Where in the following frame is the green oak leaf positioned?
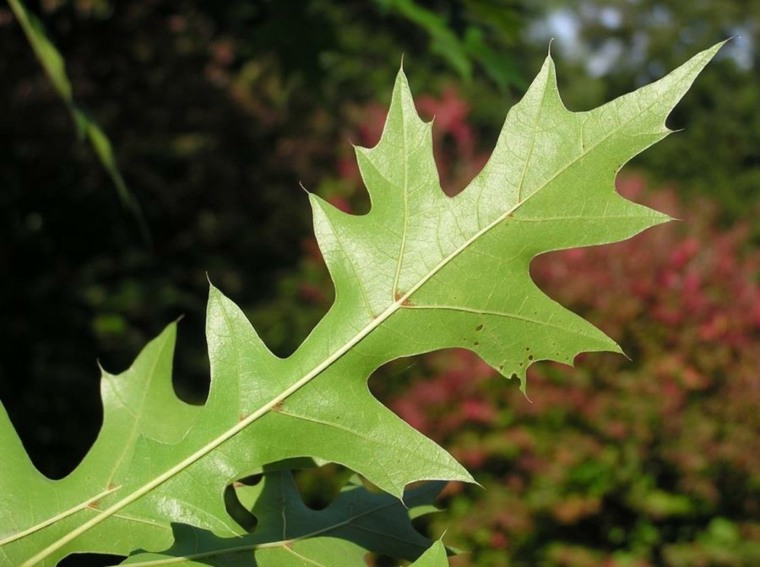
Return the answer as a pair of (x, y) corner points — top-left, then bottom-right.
(0, 42), (722, 565)
(6, 0), (149, 243)
(121, 473), (444, 566)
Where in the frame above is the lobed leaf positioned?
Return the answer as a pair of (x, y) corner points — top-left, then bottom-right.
(0, 42), (723, 565)
(122, 474), (444, 566)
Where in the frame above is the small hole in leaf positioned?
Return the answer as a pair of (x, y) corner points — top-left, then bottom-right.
(293, 462), (351, 511)
(475, 324), (484, 331)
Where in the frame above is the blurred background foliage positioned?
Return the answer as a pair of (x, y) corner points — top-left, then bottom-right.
(1, 0), (758, 565)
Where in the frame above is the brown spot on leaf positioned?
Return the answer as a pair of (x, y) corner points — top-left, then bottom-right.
(395, 290), (413, 306)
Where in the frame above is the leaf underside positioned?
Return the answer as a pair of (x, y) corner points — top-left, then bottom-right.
(0, 42), (723, 566)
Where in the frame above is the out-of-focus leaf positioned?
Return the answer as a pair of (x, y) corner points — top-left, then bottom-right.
(7, 0), (150, 244)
